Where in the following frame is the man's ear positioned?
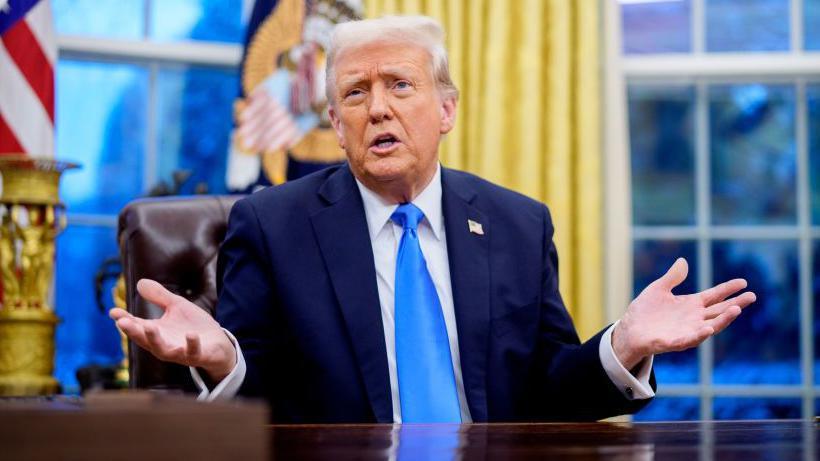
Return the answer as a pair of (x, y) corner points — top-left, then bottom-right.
(328, 105), (345, 148)
(439, 96), (458, 134)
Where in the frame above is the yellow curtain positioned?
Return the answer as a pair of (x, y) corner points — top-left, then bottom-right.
(364, 0), (603, 339)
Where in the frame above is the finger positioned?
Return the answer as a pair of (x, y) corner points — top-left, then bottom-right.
(109, 307), (131, 321)
(136, 279), (178, 310)
(667, 326), (713, 352)
(706, 305), (742, 335)
(699, 278), (747, 306)
(116, 317), (149, 349)
(144, 323), (174, 358)
(691, 326), (714, 347)
(110, 308), (151, 329)
(703, 291), (756, 319)
(185, 333), (201, 363)
(654, 257), (689, 291)
(125, 314), (149, 328)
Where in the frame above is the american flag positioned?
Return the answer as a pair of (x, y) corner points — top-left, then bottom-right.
(0, 0), (55, 157)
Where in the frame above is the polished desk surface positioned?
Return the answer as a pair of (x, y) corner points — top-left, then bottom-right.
(2, 395), (817, 460)
(268, 420), (819, 460)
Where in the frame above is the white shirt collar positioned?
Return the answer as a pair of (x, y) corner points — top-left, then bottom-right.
(355, 163), (444, 241)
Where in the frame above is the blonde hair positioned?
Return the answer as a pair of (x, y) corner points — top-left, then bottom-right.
(325, 15), (459, 104)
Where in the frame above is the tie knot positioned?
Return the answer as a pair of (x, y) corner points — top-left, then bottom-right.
(391, 203), (425, 231)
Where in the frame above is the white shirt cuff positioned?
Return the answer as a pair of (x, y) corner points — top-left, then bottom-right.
(598, 321), (655, 400)
(189, 328), (247, 401)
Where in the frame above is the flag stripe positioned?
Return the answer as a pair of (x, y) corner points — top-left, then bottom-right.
(0, 40), (54, 155)
(25, 0), (57, 65)
(0, 112), (25, 153)
(258, 117), (298, 151)
(1, 18), (54, 122)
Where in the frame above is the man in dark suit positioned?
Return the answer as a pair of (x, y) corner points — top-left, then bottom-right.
(110, 16), (756, 423)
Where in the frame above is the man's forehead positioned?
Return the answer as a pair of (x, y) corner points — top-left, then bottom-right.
(334, 42), (430, 75)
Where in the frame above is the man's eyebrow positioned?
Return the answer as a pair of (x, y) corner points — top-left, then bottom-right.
(336, 66), (424, 93)
(337, 74), (368, 89)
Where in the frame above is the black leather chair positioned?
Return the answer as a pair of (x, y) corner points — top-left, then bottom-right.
(117, 195), (242, 391)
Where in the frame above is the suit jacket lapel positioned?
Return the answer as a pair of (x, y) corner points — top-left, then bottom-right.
(441, 168), (490, 422)
(309, 166), (393, 423)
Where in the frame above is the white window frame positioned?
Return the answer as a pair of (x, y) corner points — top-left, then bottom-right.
(55, 0), (243, 229)
(604, 0), (820, 421)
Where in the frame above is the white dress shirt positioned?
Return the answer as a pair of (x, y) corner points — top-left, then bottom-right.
(191, 164), (655, 418)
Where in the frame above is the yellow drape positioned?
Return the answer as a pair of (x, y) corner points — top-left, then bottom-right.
(364, 0), (603, 339)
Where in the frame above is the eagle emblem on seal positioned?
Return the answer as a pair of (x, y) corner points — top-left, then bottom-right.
(228, 0), (361, 189)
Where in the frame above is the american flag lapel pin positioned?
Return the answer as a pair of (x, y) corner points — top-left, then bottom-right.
(467, 219), (484, 235)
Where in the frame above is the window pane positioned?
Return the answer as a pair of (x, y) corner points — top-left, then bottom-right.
(55, 225), (123, 394)
(713, 397), (801, 420)
(634, 397), (700, 421)
(634, 240), (699, 383)
(706, 0), (790, 52)
(57, 60), (147, 214)
(710, 84), (796, 225)
(53, 0), (145, 39)
(621, 0), (691, 54)
(629, 85), (695, 225)
(712, 240), (800, 385)
(150, 0), (244, 43)
(155, 65), (239, 195)
(805, 0), (820, 50)
(809, 85), (820, 224)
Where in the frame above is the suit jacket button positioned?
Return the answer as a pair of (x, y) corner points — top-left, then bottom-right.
(625, 386), (634, 398)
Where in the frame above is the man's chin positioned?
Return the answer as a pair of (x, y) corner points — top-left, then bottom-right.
(363, 160), (414, 183)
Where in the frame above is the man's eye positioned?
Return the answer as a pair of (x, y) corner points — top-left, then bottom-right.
(345, 89), (364, 98)
(394, 81), (412, 90)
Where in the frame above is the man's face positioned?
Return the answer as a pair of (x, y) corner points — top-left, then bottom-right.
(328, 41), (457, 196)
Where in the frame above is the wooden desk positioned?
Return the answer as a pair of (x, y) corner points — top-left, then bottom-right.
(0, 393), (269, 460)
(269, 420), (818, 460)
(2, 394), (817, 460)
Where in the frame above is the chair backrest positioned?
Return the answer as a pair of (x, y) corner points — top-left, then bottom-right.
(117, 195), (242, 391)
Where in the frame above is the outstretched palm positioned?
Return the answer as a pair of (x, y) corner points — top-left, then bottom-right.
(613, 258), (756, 369)
(109, 279), (236, 381)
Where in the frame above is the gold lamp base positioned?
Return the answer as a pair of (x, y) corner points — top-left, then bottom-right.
(0, 375), (59, 396)
(0, 309), (60, 396)
(0, 154), (78, 396)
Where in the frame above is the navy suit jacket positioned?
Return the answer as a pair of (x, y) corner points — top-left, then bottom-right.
(215, 164), (654, 423)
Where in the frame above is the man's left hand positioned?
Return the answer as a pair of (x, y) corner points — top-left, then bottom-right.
(612, 257), (757, 370)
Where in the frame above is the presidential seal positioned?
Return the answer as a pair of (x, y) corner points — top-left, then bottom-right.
(228, 0), (361, 188)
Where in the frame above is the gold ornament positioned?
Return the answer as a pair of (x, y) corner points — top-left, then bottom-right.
(0, 155), (78, 396)
(112, 275), (129, 387)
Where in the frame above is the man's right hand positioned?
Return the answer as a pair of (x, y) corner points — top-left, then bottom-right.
(109, 279), (237, 382)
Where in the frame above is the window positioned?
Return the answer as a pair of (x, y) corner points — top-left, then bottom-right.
(613, 0), (820, 420)
(52, 0), (244, 392)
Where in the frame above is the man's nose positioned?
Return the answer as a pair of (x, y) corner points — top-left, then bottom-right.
(368, 86), (393, 123)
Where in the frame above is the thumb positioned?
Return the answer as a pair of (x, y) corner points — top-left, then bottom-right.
(656, 257), (688, 291)
(136, 279), (177, 310)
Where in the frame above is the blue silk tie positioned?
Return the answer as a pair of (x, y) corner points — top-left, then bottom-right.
(391, 203), (461, 423)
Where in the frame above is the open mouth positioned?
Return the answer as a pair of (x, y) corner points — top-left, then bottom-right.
(370, 133), (400, 150)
